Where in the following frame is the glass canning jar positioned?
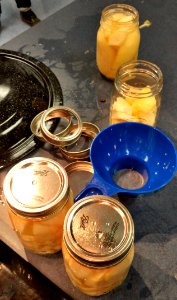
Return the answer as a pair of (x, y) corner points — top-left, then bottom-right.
(96, 4), (140, 80)
(62, 195), (134, 296)
(110, 60), (163, 126)
(3, 157), (73, 254)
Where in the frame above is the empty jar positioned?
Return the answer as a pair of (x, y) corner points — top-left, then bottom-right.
(3, 157), (73, 254)
(62, 195), (134, 296)
(96, 4), (140, 80)
(110, 60), (163, 126)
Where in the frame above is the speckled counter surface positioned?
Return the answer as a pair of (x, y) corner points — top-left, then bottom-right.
(1, 0), (177, 299)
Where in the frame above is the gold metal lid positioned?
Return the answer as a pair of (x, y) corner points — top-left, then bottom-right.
(3, 157), (69, 217)
(65, 161), (94, 197)
(64, 195), (134, 266)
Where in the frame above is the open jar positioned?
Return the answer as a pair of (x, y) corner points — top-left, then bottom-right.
(96, 4), (140, 80)
(110, 60), (163, 126)
(62, 195), (134, 296)
(3, 157), (73, 254)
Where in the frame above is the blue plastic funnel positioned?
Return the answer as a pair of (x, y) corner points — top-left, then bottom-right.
(75, 122), (177, 201)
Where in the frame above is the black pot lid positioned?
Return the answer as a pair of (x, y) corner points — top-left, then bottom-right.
(0, 49), (63, 170)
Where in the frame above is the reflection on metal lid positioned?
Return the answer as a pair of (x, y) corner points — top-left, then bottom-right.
(65, 161), (93, 197)
(3, 157), (68, 216)
(64, 195), (134, 266)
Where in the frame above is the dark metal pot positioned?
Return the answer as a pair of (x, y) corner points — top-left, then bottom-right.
(0, 49), (63, 169)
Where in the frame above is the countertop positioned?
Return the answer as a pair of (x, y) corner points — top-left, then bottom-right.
(1, 0), (177, 299)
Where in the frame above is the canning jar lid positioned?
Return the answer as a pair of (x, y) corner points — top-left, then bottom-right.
(64, 195), (134, 267)
(3, 157), (69, 217)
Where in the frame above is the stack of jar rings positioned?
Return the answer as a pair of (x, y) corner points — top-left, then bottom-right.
(30, 106), (100, 161)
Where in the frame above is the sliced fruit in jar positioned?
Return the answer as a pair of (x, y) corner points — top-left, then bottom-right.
(111, 111), (132, 121)
(111, 12), (133, 23)
(132, 96), (157, 114)
(138, 111), (156, 126)
(108, 29), (128, 46)
(97, 29), (116, 78)
(114, 28), (140, 69)
(112, 97), (133, 114)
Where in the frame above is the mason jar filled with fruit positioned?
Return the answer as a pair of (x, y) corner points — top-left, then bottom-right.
(96, 4), (140, 80)
(62, 195), (134, 296)
(3, 157), (73, 254)
(110, 60), (163, 126)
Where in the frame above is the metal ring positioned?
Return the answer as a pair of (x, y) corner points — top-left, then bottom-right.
(60, 122), (100, 161)
(30, 109), (73, 142)
(30, 111), (47, 141)
(40, 106), (82, 147)
(65, 161), (94, 174)
(65, 161), (94, 198)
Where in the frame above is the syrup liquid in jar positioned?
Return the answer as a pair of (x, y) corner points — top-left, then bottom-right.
(96, 4), (140, 80)
(3, 157), (73, 254)
(62, 195), (134, 296)
(110, 60), (163, 126)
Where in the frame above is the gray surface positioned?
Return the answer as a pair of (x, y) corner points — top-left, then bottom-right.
(1, 0), (177, 299)
(0, 0), (75, 46)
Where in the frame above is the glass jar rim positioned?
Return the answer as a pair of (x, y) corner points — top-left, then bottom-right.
(114, 60), (163, 97)
(101, 4), (139, 24)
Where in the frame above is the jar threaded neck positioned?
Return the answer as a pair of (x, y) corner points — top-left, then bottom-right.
(101, 4), (139, 25)
(114, 60), (163, 98)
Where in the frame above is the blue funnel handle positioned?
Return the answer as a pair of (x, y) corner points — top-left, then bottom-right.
(74, 174), (120, 202)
